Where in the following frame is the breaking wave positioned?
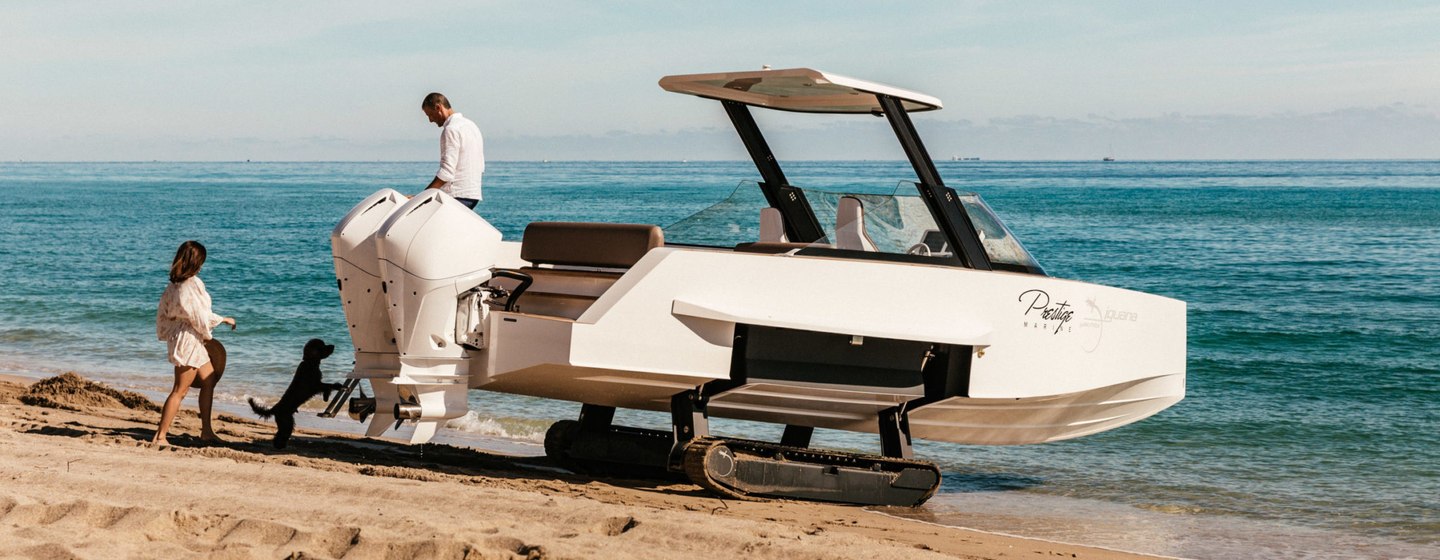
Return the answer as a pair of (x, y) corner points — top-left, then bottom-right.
(443, 411), (549, 443)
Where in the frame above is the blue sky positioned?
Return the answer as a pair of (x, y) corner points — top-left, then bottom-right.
(3, 1), (1438, 160)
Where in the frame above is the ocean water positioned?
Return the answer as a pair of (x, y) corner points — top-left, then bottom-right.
(1, 160), (1437, 559)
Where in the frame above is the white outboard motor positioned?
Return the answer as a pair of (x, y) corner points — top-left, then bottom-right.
(332, 189), (407, 381)
(372, 189), (503, 443)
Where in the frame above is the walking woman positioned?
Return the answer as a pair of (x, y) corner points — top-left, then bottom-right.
(153, 240), (236, 445)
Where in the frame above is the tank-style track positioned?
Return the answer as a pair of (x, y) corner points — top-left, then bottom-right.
(681, 437), (941, 507)
(543, 420), (580, 471)
(545, 420), (942, 506)
(544, 420), (677, 479)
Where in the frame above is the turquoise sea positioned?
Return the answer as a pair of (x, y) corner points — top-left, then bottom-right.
(1, 160), (1437, 559)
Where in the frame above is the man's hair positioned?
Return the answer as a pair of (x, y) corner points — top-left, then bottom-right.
(169, 240), (207, 283)
(421, 92), (451, 110)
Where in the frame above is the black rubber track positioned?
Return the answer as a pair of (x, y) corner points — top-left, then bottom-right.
(681, 436), (943, 506)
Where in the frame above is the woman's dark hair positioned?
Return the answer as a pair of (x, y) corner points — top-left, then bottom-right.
(169, 240), (207, 283)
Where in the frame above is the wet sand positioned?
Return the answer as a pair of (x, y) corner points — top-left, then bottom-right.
(0, 373), (1164, 559)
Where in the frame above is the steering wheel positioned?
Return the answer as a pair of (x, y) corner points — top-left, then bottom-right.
(906, 243), (932, 256)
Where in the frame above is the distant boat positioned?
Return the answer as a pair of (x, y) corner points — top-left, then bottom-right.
(1102, 157), (1115, 162)
(951, 156), (980, 161)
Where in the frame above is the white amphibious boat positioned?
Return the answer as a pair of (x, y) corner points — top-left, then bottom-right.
(326, 68), (1186, 506)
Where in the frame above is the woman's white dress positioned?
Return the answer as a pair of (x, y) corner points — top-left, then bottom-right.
(155, 276), (223, 368)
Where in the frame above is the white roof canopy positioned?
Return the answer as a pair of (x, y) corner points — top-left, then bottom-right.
(658, 68), (942, 114)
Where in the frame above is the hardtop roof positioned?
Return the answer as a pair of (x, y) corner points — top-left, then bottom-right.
(658, 67), (942, 114)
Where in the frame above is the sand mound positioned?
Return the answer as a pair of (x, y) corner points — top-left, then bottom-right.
(19, 373), (159, 413)
(0, 380), (25, 404)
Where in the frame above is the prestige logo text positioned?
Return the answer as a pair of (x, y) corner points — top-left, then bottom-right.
(1019, 289), (1074, 334)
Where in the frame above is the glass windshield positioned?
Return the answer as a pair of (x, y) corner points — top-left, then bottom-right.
(802, 185), (951, 258)
(665, 181), (770, 246)
(666, 180), (1043, 273)
(951, 189), (1044, 273)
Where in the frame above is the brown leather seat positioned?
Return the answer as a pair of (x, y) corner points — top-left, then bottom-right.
(496, 222), (664, 319)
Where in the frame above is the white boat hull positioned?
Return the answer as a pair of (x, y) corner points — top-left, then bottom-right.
(469, 245), (1184, 445)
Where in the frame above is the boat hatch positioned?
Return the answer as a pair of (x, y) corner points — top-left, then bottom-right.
(659, 68), (941, 114)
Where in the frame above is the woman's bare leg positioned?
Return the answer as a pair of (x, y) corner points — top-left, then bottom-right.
(153, 365), (200, 445)
(198, 340), (227, 441)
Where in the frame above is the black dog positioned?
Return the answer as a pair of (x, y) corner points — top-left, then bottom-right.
(249, 339), (344, 449)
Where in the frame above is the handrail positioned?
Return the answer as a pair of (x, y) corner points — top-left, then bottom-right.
(490, 269), (534, 312)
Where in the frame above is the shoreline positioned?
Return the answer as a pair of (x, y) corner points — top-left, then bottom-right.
(0, 370), (1165, 560)
(4, 361), (1434, 559)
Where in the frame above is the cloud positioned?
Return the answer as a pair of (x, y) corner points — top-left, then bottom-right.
(6, 104), (1435, 161)
(923, 105), (1440, 160)
(497, 104), (1440, 161)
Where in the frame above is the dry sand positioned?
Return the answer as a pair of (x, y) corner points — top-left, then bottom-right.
(0, 373), (1163, 560)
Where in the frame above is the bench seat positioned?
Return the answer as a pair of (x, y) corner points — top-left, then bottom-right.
(493, 222), (663, 320)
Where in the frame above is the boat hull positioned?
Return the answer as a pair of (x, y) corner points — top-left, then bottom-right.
(474, 246), (1186, 445)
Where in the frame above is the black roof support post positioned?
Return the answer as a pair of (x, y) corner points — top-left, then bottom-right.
(722, 101), (827, 243)
(876, 95), (992, 271)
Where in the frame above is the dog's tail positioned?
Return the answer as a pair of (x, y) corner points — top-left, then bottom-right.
(248, 398), (274, 419)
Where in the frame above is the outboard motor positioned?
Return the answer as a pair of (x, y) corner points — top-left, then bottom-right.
(331, 189), (407, 431)
(333, 189), (406, 374)
(371, 189), (503, 443)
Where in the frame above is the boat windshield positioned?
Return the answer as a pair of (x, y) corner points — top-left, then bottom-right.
(946, 187), (1045, 274)
(665, 181), (772, 247)
(666, 180), (1043, 273)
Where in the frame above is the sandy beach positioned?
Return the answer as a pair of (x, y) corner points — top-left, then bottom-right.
(0, 372), (1166, 560)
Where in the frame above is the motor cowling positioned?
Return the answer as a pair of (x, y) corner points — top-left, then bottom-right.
(332, 189), (407, 377)
(374, 189), (502, 376)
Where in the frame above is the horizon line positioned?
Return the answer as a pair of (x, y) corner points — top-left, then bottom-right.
(4, 158), (1439, 164)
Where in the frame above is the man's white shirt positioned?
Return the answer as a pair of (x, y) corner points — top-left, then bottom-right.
(435, 112), (485, 200)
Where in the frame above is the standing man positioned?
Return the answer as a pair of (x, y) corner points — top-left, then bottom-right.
(420, 92), (484, 208)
